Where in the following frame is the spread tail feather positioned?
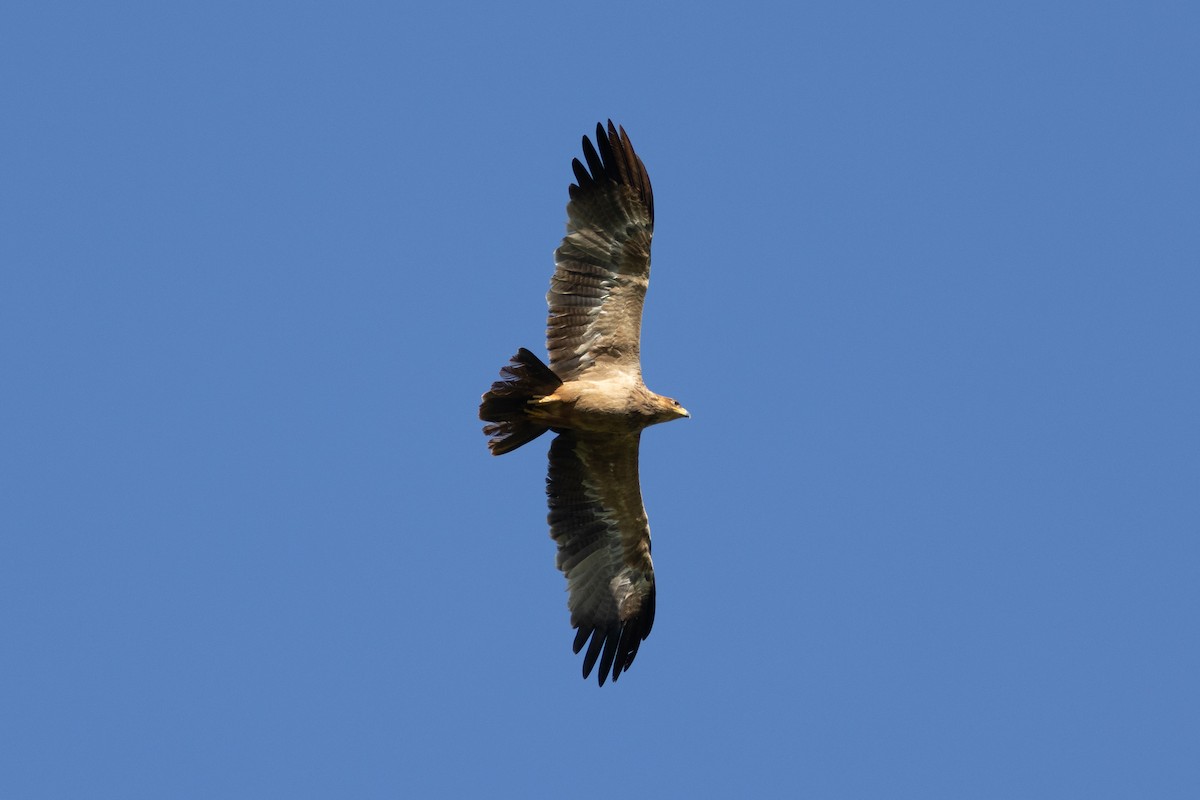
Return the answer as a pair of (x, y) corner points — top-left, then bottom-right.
(479, 348), (563, 455)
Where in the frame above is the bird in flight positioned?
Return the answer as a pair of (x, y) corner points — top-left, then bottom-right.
(479, 121), (689, 685)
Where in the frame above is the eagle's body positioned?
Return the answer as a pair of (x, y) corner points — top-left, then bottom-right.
(530, 379), (681, 433)
(479, 122), (687, 685)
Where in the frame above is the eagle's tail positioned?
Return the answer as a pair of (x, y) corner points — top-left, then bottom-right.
(479, 348), (563, 455)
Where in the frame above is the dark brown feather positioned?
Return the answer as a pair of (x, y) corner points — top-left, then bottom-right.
(478, 349), (563, 455)
(547, 120), (655, 381)
(547, 431), (655, 685)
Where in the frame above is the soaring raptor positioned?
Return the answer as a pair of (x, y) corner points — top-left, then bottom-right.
(479, 121), (688, 685)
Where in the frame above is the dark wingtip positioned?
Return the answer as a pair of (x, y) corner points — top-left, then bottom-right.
(572, 626), (590, 655)
(566, 120), (653, 224)
(580, 132), (604, 181)
(571, 157), (590, 188)
(570, 602), (654, 686)
(581, 628), (605, 682)
(596, 625), (620, 685)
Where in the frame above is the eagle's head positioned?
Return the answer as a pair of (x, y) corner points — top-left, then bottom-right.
(646, 393), (689, 425)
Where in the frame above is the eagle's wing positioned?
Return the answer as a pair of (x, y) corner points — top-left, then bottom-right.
(547, 431), (656, 685)
(547, 121), (655, 382)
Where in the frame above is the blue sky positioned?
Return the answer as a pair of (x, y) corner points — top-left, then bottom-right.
(3, 2), (1198, 797)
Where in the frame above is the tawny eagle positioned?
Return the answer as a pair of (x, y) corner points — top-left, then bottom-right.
(479, 121), (688, 685)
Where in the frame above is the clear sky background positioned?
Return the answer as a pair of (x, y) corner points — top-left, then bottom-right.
(3, 2), (1198, 797)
